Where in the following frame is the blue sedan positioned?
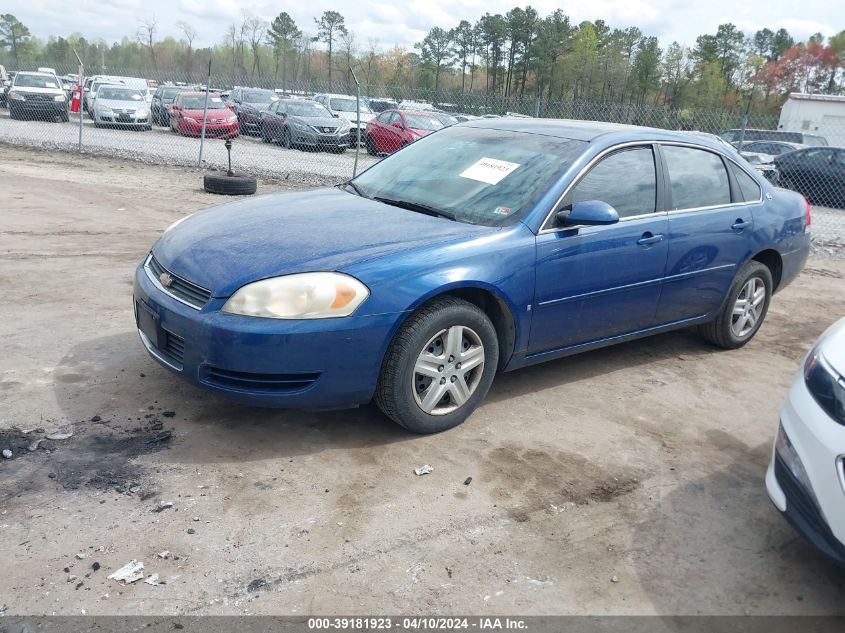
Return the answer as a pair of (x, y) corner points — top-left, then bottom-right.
(134, 119), (811, 433)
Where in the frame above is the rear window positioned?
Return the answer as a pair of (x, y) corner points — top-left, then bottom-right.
(663, 145), (731, 210)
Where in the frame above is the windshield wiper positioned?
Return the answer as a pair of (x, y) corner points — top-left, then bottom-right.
(340, 181), (371, 199)
(373, 196), (458, 221)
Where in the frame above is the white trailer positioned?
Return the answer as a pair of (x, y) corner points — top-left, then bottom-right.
(778, 93), (845, 147)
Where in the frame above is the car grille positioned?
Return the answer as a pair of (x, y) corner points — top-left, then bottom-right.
(201, 367), (320, 394)
(24, 94), (55, 102)
(147, 255), (211, 309)
(114, 108), (135, 114)
(161, 330), (185, 366)
(315, 126), (337, 134)
(774, 454), (841, 553)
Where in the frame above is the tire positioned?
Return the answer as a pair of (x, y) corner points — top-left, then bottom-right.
(260, 125), (271, 143)
(365, 135), (377, 156)
(9, 105), (19, 120)
(60, 112), (69, 123)
(281, 128), (292, 149)
(698, 260), (773, 349)
(203, 172), (257, 196)
(375, 297), (499, 434)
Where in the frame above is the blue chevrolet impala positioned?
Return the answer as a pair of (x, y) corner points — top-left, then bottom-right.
(134, 119), (811, 433)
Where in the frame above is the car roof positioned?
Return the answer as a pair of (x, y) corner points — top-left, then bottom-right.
(461, 118), (734, 150)
(16, 71), (54, 77)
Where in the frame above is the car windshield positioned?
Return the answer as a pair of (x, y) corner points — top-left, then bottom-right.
(287, 101), (331, 117)
(330, 98), (371, 113)
(15, 74), (59, 88)
(803, 135), (828, 147)
(160, 87), (182, 98)
(352, 126), (586, 227)
(404, 114), (446, 131)
(98, 87), (143, 101)
(181, 96), (225, 109)
(243, 91), (277, 103)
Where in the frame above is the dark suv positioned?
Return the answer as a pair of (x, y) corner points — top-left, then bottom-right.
(226, 87), (279, 135)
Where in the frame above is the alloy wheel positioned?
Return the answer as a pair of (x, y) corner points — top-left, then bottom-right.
(730, 277), (766, 338)
(412, 325), (485, 415)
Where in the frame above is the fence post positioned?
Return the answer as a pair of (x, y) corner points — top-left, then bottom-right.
(534, 93), (540, 118)
(737, 114), (748, 150)
(72, 48), (84, 153)
(198, 59), (212, 168)
(349, 65), (361, 179)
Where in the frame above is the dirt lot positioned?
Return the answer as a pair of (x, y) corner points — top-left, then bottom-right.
(1, 145), (844, 616)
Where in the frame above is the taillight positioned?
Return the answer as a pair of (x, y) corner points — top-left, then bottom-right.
(804, 196), (812, 229)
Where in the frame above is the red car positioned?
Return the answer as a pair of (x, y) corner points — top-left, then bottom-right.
(364, 109), (446, 155)
(170, 92), (239, 139)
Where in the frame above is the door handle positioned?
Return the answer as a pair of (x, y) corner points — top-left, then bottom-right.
(637, 233), (664, 247)
(732, 219), (752, 231)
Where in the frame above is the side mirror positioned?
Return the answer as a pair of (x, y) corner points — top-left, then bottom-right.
(392, 121), (404, 129)
(556, 200), (620, 227)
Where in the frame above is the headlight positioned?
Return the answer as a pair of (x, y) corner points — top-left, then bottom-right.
(774, 422), (820, 510)
(805, 347), (845, 425)
(222, 273), (369, 319)
(54, 94), (66, 102)
(184, 116), (198, 124)
(8, 91), (24, 100)
(227, 115), (237, 123)
(98, 106), (113, 115)
(136, 107), (148, 117)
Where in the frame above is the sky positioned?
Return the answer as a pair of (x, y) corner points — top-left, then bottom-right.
(5, 0), (843, 53)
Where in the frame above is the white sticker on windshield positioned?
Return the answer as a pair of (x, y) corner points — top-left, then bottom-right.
(459, 157), (521, 185)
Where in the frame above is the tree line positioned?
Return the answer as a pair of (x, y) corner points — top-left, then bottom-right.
(1, 10), (843, 115)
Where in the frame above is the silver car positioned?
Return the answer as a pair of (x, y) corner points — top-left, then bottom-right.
(92, 85), (151, 130)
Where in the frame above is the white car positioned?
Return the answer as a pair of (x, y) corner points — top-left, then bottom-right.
(313, 93), (374, 142)
(766, 316), (845, 564)
(92, 85), (152, 130)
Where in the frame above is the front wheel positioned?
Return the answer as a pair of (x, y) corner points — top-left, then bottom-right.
(698, 260), (773, 349)
(375, 297), (499, 433)
(281, 128), (292, 149)
(365, 134), (377, 156)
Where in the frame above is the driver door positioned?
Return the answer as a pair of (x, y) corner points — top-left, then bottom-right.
(528, 145), (669, 355)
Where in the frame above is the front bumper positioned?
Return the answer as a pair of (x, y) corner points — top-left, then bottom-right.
(9, 98), (66, 116)
(178, 120), (239, 138)
(96, 112), (150, 126)
(133, 258), (399, 409)
(766, 370), (845, 564)
(290, 128), (351, 149)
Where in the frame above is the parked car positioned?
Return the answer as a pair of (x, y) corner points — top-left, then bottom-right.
(364, 109), (446, 155)
(313, 93), (375, 141)
(133, 121), (809, 433)
(740, 140), (806, 163)
(92, 85), (151, 130)
(774, 147), (845, 209)
(0, 65), (10, 107)
(7, 71), (68, 122)
(227, 87), (279, 135)
(152, 85), (189, 126)
(259, 98), (351, 152)
(720, 128), (828, 147)
(84, 75), (147, 115)
(169, 92), (239, 139)
(367, 97), (399, 113)
(766, 316), (845, 565)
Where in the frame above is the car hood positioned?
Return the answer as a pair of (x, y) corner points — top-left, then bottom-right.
(819, 317), (845, 376)
(13, 86), (63, 95)
(98, 98), (145, 109)
(293, 115), (346, 128)
(335, 111), (374, 123)
(182, 108), (233, 118)
(153, 188), (495, 297)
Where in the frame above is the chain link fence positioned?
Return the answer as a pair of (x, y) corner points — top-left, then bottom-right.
(2, 64), (843, 254)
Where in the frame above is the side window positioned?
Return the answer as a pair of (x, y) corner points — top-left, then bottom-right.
(377, 111), (390, 123)
(832, 151), (845, 167)
(388, 112), (401, 125)
(570, 147), (656, 218)
(663, 145), (731, 210)
(732, 165), (762, 203)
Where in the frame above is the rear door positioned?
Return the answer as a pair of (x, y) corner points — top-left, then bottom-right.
(529, 144), (669, 354)
(653, 144), (759, 324)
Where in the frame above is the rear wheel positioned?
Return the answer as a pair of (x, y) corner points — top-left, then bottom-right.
(375, 297), (498, 434)
(698, 260), (772, 349)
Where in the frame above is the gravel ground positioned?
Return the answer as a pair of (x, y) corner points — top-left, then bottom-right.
(2, 148), (845, 618)
(0, 108), (378, 185)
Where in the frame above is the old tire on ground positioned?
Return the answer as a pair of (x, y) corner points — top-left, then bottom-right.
(698, 260), (773, 349)
(375, 296), (499, 434)
(203, 172), (257, 196)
